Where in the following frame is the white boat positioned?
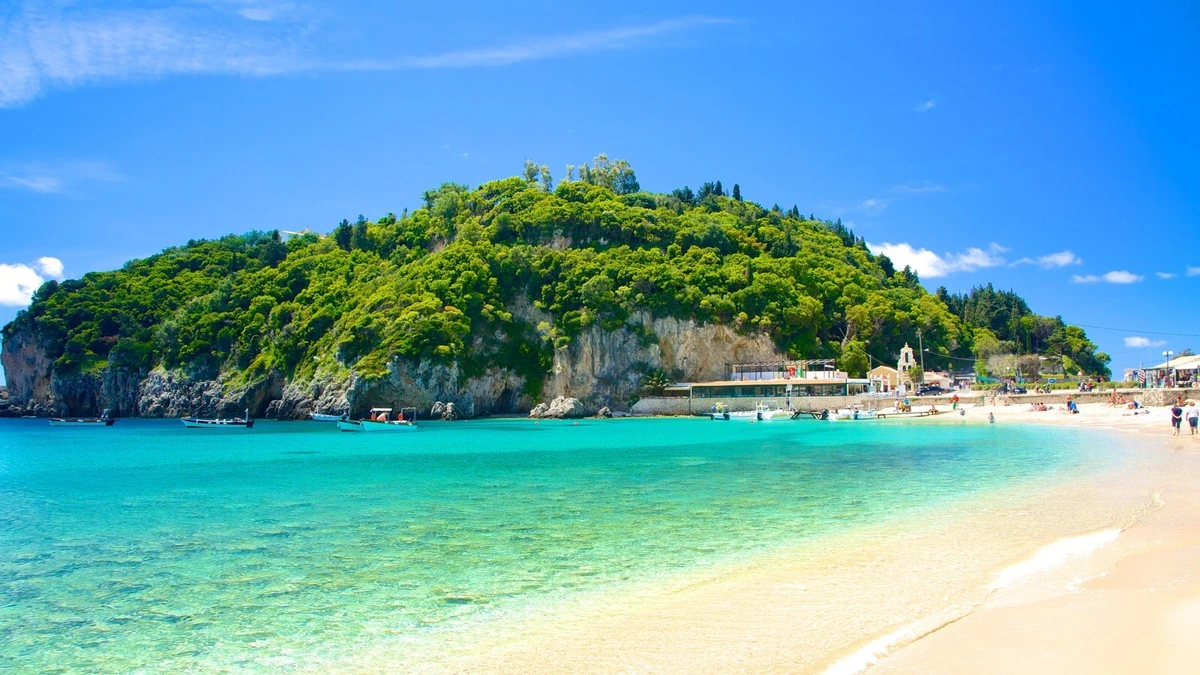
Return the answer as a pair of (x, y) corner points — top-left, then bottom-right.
(730, 401), (793, 421)
(309, 412), (344, 422)
(338, 407), (418, 432)
(831, 407), (877, 421)
(182, 408), (254, 428)
(50, 409), (116, 427)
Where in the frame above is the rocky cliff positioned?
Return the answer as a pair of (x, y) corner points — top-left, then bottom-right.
(1, 311), (784, 419)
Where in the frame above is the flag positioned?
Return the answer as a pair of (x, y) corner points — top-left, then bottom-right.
(1137, 369), (1146, 384)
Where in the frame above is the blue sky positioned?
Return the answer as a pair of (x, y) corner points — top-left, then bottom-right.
(1, 0), (1197, 381)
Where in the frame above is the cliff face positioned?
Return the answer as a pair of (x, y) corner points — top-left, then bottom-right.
(545, 312), (784, 410)
(1, 312), (783, 418)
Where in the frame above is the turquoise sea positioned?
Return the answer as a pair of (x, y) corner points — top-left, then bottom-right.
(0, 416), (1109, 672)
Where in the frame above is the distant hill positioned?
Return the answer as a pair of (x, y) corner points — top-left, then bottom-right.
(0, 156), (1110, 417)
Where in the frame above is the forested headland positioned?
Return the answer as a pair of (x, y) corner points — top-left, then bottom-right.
(1, 155), (1110, 416)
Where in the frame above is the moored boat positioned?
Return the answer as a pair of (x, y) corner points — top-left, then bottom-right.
(182, 408), (254, 428)
(831, 407), (877, 421)
(701, 403), (731, 420)
(49, 409), (116, 427)
(309, 412), (344, 422)
(730, 401), (793, 421)
(337, 407), (418, 432)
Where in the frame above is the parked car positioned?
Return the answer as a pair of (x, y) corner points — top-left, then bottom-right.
(917, 385), (946, 396)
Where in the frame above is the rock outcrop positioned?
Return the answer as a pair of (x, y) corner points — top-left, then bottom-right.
(530, 396), (588, 419)
(2, 305), (785, 419)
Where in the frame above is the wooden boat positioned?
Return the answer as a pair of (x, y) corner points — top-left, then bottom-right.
(309, 412), (344, 422)
(337, 407), (418, 432)
(49, 409), (116, 427)
(182, 408), (254, 428)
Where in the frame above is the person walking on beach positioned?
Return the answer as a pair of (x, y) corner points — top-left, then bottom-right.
(1184, 401), (1199, 436)
(1170, 402), (1184, 436)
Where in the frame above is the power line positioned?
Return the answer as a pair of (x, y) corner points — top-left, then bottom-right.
(1073, 323), (1200, 338)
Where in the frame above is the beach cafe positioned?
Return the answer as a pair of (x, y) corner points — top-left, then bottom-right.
(1136, 354), (1200, 388)
(658, 360), (872, 399)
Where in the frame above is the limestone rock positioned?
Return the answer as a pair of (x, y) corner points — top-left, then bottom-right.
(539, 396), (588, 419)
(596, 406), (613, 418)
(441, 402), (459, 421)
(529, 403), (548, 418)
(431, 401), (446, 418)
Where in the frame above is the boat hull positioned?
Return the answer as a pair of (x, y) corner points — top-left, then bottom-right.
(181, 418), (254, 428)
(337, 419), (417, 432)
(309, 413), (343, 422)
(49, 418), (115, 427)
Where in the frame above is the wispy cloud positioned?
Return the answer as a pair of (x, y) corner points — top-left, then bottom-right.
(915, 99), (936, 112)
(857, 197), (890, 214)
(0, 4), (733, 107)
(867, 242), (1007, 278)
(394, 17), (733, 69)
(0, 256), (64, 306)
(1189, 267), (1200, 277)
(1124, 336), (1166, 349)
(1013, 249), (1082, 268)
(887, 181), (948, 195)
(1156, 271), (1177, 279)
(1071, 270), (1144, 284)
(0, 160), (124, 194)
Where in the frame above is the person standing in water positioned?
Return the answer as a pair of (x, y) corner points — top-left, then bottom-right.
(988, 412), (995, 424)
(1170, 402), (1184, 436)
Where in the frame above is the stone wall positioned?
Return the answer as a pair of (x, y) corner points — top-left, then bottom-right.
(631, 392), (988, 416)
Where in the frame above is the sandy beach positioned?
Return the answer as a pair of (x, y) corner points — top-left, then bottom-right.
(350, 399), (1200, 674)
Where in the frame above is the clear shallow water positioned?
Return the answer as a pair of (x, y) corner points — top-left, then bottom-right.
(0, 417), (1105, 672)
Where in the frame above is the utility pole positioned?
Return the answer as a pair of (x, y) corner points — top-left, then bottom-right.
(917, 328), (925, 373)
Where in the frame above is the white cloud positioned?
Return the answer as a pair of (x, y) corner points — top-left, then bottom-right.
(1102, 270), (1143, 284)
(1071, 271), (1143, 284)
(868, 242), (1007, 278)
(1036, 250), (1081, 268)
(916, 99), (936, 112)
(0, 160), (123, 194)
(1, 3), (732, 107)
(0, 256), (63, 307)
(1188, 267), (1200, 277)
(1156, 271), (1177, 279)
(1124, 336), (1167, 348)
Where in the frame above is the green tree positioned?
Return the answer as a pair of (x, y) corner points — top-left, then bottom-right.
(732, 183), (742, 201)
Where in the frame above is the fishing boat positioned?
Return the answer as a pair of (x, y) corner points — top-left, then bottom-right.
(731, 401), (793, 422)
(309, 412), (344, 422)
(337, 407), (418, 432)
(182, 408), (254, 428)
(49, 409), (116, 427)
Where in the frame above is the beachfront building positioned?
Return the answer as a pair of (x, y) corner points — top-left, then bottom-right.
(676, 360), (871, 400)
(869, 365), (899, 392)
(1140, 354), (1200, 388)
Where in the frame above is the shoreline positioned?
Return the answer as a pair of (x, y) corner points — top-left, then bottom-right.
(336, 406), (1196, 673)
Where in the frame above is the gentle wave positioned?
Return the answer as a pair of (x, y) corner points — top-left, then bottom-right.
(987, 527), (1121, 592)
(824, 526), (1125, 675)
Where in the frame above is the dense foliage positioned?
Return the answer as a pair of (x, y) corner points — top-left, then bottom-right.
(937, 284), (1111, 376)
(3, 156), (1111, 390)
